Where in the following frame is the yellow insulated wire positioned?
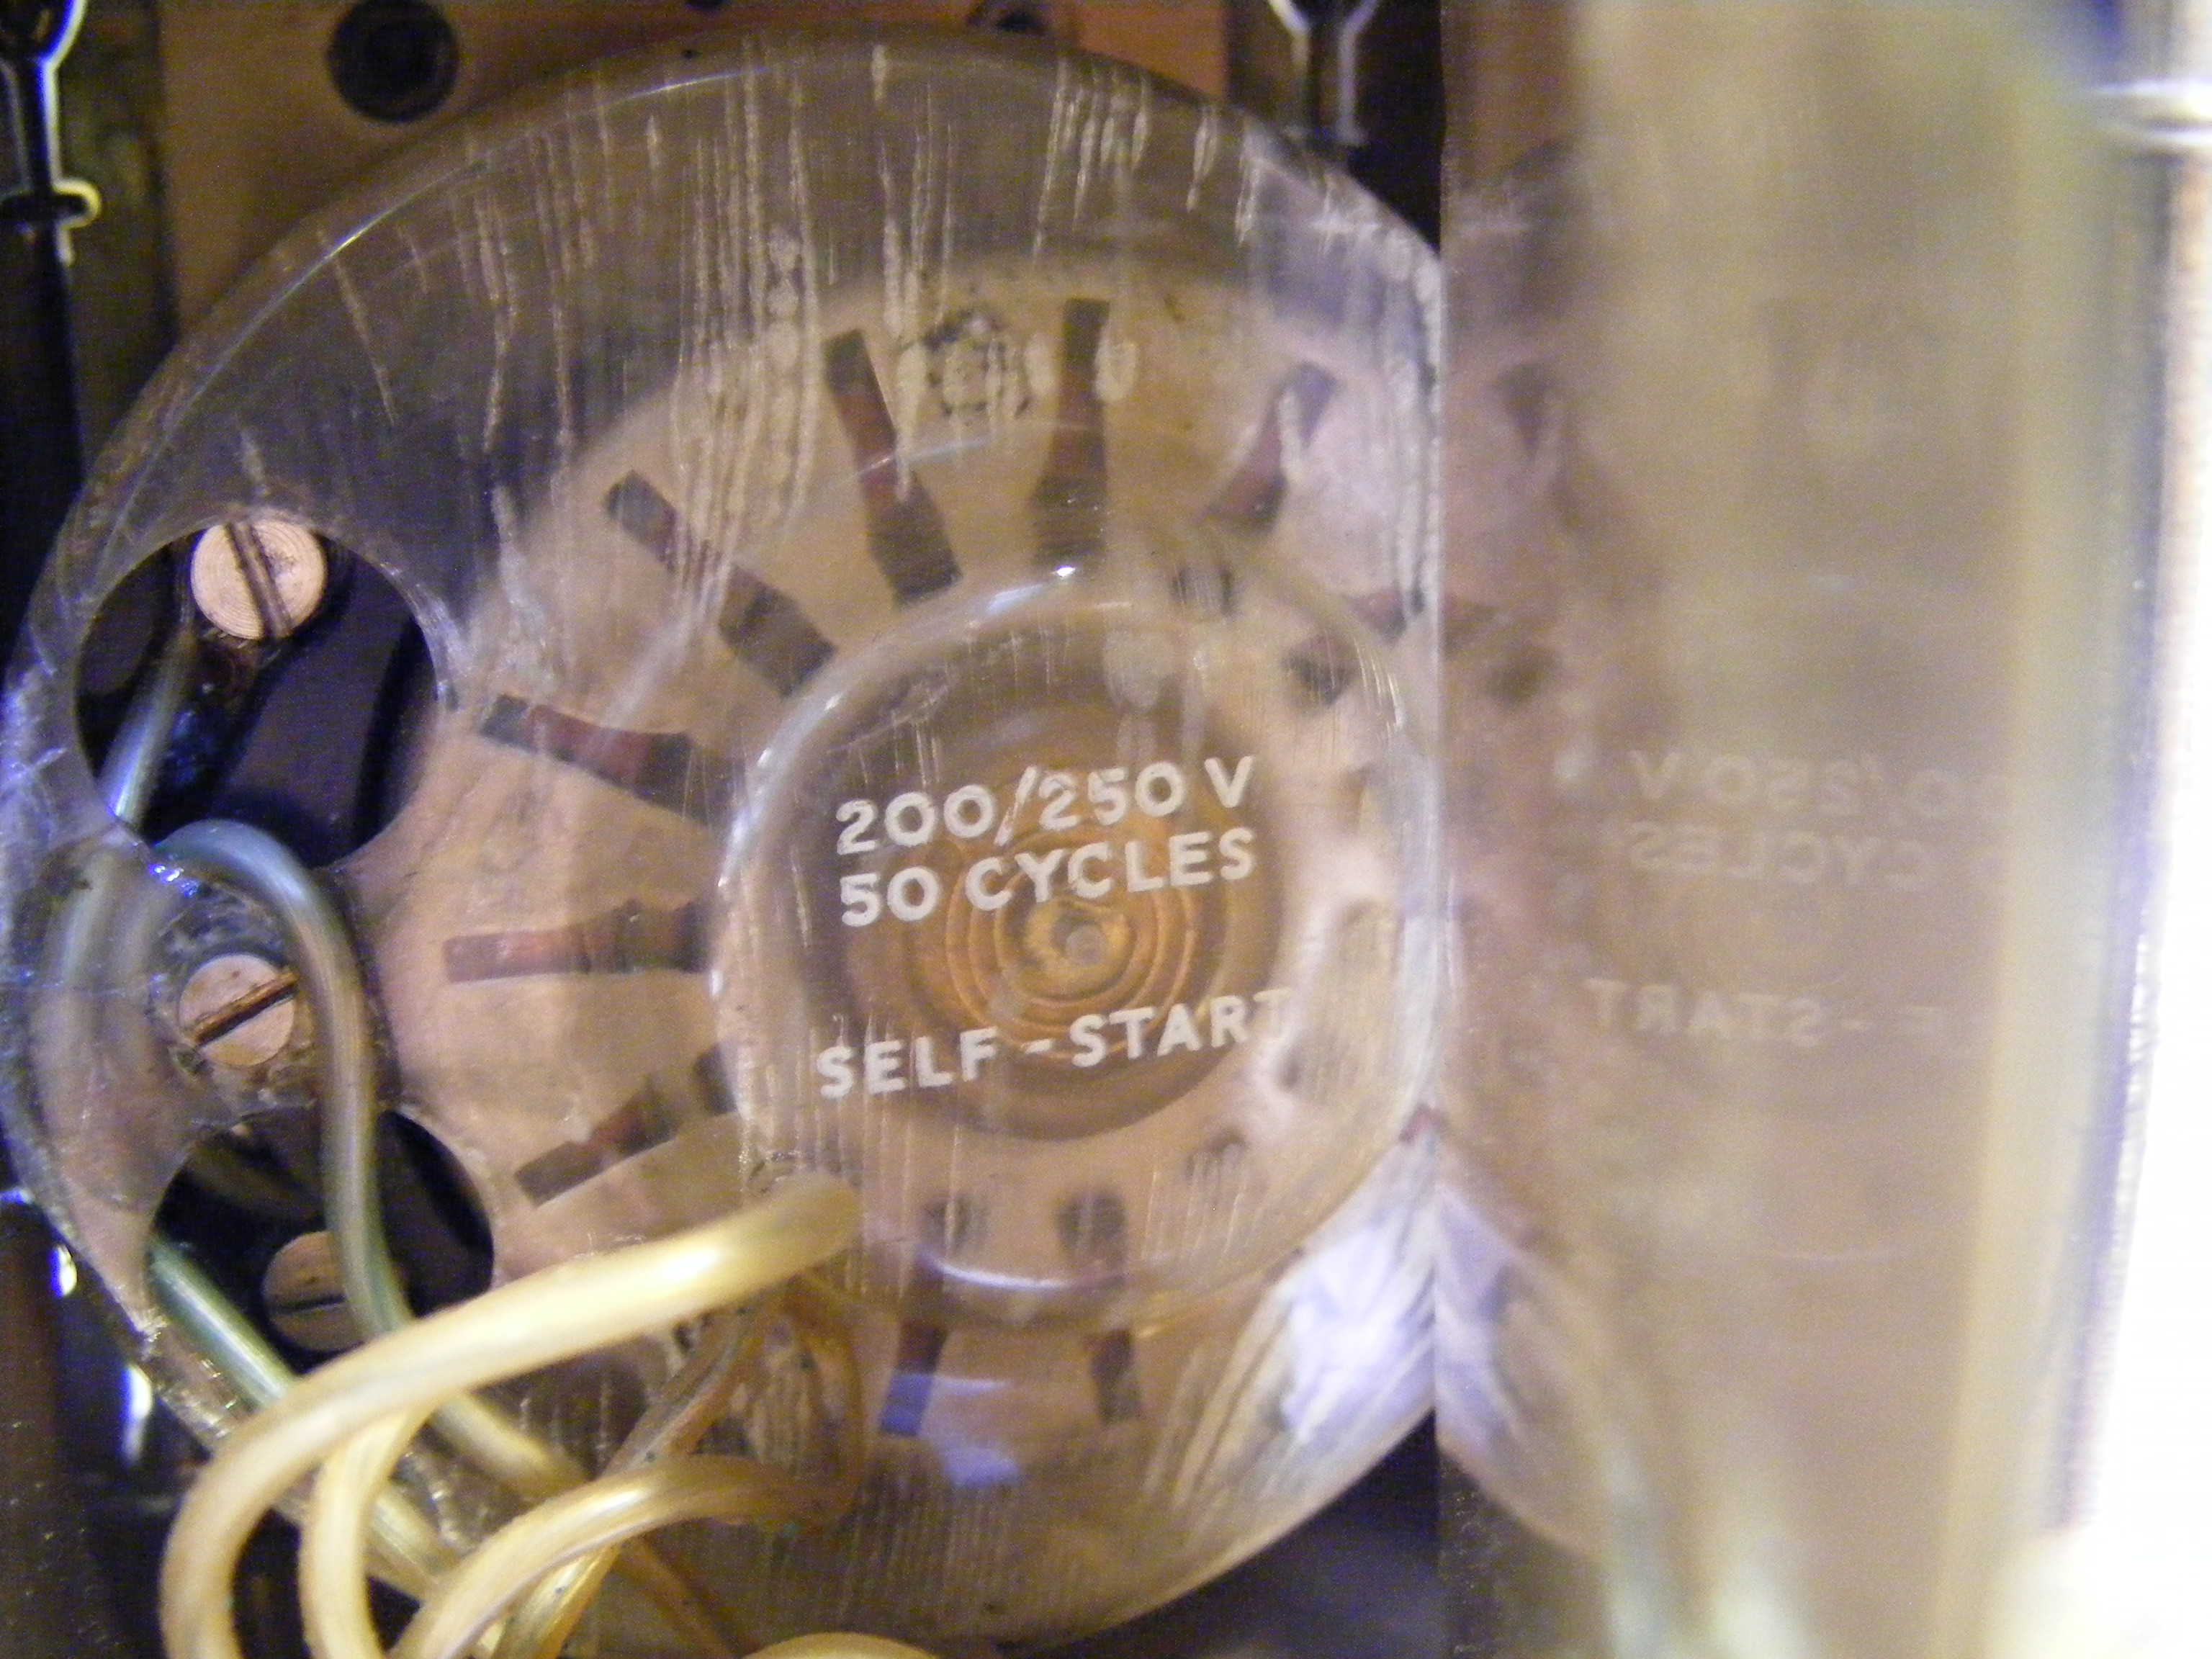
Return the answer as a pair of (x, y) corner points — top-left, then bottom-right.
(158, 1174), (860, 1659)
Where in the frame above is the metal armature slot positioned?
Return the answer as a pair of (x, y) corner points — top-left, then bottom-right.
(603, 469), (835, 693)
(1030, 297), (1111, 568)
(1184, 1128), (1250, 1186)
(1346, 588), (1413, 642)
(603, 469), (710, 588)
(442, 897), (708, 983)
(477, 693), (738, 822)
(1283, 631), (1361, 707)
(1056, 1187), (1130, 1279)
(1283, 590), (1414, 707)
(514, 1048), (736, 1206)
(921, 1193), (989, 1256)
(1208, 361), (1339, 532)
(1170, 558), (1239, 619)
(1089, 1328), (1143, 1424)
(823, 331), (961, 604)
(878, 1318), (949, 1438)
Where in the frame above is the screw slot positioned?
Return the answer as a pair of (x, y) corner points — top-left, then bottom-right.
(179, 952), (299, 1069)
(189, 520), (328, 642)
(261, 1230), (364, 1353)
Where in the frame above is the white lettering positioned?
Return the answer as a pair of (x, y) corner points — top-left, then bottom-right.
(943, 784), (996, 840)
(1107, 1006), (1157, 1058)
(1766, 758), (1810, 814)
(1125, 840), (1165, 892)
(1070, 1014), (1108, 1067)
(884, 791), (938, 847)
(963, 857), (1012, 910)
(1218, 826), (1256, 881)
(913, 1036), (954, 1088)
(864, 1038), (905, 1094)
(1204, 755), (1256, 809)
(1135, 762), (1187, 817)
(835, 799), (879, 854)
(840, 872), (881, 927)
(959, 1026), (998, 1079)
(1013, 847), (1066, 901)
(1703, 754), (1758, 809)
(1168, 831), (1214, 886)
(1038, 771), (1082, 831)
(1635, 984), (1679, 1035)
(1584, 977), (1628, 1030)
(1686, 990), (1735, 1040)
(886, 866), (942, 922)
(1833, 833), (1881, 886)
(1158, 1003), (1204, 1055)
(1630, 749), (1683, 802)
(1087, 768), (1129, 824)
(1068, 842), (1113, 899)
(1786, 997), (1825, 1048)
(1626, 821), (1669, 871)
(1777, 830), (1826, 883)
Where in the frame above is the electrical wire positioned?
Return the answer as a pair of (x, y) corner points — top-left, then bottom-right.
(158, 1172), (860, 1659)
(104, 597), (932, 1659)
(152, 818), (736, 1656)
(492, 1308), (762, 1659)
(301, 1405), (431, 1659)
(147, 1236), (454, 1601)
(397, 1452), (827, 1659)
(99, 607), (197, 826)
(154, 822), (555, 1485)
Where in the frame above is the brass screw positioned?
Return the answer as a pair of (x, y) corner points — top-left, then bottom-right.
(189, 520), (327, 641)
(261, 1231), (361, 1353)
(177, 952), (299, 1068)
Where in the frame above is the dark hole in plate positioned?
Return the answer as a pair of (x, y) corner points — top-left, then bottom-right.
(74, 535), (436, 866)
(328, 0), (459, 124)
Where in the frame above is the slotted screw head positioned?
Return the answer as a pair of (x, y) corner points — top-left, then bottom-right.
(261, 1231), (361, 1353)
(189, 520), (328, 641)
(177, 951), (298, 1068)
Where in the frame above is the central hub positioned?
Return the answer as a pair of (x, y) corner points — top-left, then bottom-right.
(795, 616), (1281, 1141)
(709, 554), (1422, 1329)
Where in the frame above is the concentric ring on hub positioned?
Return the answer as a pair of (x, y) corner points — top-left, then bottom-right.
(798, 616), (1281, 1141)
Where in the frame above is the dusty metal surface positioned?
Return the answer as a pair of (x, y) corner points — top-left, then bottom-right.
(153, 0), (1226, 321)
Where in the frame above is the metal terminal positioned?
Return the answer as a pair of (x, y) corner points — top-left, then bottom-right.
(177, 950), (299, 1068)
(189, 519), (328, 641)
(259, 1229), (363, 1353)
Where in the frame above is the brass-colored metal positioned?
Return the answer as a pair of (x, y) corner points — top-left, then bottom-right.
(176, 950), (299, 1066)
(154, 0), (1226, 321)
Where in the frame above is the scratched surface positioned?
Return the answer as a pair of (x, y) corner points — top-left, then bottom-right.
(1437, 10), (2131, 1659)
(0, 28), (1438, 1651)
